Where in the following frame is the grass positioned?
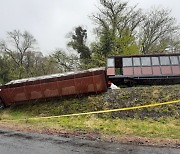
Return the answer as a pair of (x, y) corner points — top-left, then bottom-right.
(1, 115), (179, 139)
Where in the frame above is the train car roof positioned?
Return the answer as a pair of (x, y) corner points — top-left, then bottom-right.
(108, 53), (180, 58)
(4, 67), (105, 86)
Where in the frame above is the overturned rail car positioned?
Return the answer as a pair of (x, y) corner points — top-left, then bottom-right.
(0, 68), (107, 107)
(107, 53), (180, 85)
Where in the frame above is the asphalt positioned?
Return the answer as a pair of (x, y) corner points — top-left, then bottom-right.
(0, 129), (179, 154)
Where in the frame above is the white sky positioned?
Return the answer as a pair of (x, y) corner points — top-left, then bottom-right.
(0, 0), (179, 55)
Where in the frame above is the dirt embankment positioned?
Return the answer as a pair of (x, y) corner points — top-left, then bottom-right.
(3, 84), (180, 119)
(101, 85), (180, 119)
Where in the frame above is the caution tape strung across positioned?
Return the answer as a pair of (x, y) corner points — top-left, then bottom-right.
(2, 99), (178, 122)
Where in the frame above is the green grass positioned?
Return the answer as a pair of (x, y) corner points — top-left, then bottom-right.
(2, 116), (179, 139)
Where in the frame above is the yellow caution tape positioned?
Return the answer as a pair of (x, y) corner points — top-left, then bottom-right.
(3, 99), (178, 122)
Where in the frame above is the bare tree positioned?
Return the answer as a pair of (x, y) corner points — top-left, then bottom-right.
(52, 49), (80, 72)
(0, 30), (37, 78)
(139, 8), (179, 54)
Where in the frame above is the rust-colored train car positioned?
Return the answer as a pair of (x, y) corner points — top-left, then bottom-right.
(107, 53), (180, 85)
(0, 68), (107, 108)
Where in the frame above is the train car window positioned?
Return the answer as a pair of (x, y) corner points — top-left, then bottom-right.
(123, 58), (132, 67)
(160, 56), (170, 65)
(170, 56), (179, 65)
(141, 57), (151, 66)
(133, 57), (141, 66)
(152, 57), (159, 66)
(107, 58), (115, 67)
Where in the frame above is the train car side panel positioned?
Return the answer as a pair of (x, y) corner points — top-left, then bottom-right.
(0, 68), (107, 106)
(107, 53), (180, 85)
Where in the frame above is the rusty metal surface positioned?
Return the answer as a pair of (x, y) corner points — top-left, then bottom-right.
(4, 68), (105, 86)
(0, 68), (107, 106)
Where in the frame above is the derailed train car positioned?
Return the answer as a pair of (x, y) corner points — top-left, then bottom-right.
(107, 53), (180, 85)
(0, 68), (107, 108)
(0, 53), (180, 108)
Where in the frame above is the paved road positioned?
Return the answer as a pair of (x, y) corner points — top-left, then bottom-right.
(0, 129), (179, 154)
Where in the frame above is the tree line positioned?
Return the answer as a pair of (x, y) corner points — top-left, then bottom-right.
(0, 0), (180, 83)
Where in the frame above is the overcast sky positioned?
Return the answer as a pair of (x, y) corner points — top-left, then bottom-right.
(0, 0), (180, 55)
